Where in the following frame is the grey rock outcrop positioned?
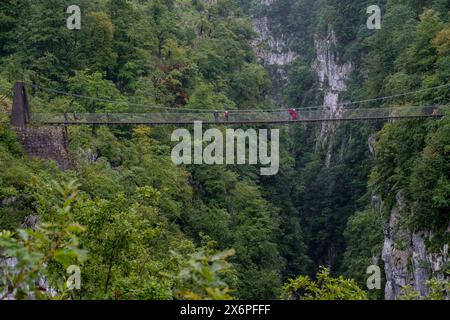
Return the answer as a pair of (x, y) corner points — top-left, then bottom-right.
(382, 191), (449, 299)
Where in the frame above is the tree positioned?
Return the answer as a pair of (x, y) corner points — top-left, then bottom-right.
(0, 180), (87, 300)
(79, 11), (118, 75)
(175, 249), (236, 300)
(230, 63), (272, 108)
(281, 267), (368, 300)
(67, 70), (125, 112)
(341, 209), (384, 299)
(399, 278), (449, 300)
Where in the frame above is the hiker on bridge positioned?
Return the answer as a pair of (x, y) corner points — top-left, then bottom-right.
(423, 105), (440, 117)
(214, 110), (219, 122)
(224, 110), (229, 121)
(288, 108), (299, 121)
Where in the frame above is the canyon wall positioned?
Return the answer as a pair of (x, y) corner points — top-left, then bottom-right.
(381, 191), (449, 299)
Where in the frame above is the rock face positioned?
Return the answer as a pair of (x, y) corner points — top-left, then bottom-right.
(313, 29), (351, 96)
(312, 27), (352, 166)
(368, 134), (377, 159)
(251, 3), (297, 103)
(14, 126), (71, 170)
(252, 16), (296, 67)
(382, 191), (449, 299)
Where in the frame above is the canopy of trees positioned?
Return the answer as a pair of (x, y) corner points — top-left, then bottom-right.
(0, 0), (448, 300)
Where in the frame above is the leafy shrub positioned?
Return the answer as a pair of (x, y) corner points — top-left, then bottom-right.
(281, 267), (368, 300)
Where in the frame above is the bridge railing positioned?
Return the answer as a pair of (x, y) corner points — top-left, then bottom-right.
(29, 105), (446, 125)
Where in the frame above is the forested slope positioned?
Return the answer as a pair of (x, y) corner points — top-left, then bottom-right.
(0, 0), (283, 300)
(249, 0), (449, 299)
(0, 0), (448, 300)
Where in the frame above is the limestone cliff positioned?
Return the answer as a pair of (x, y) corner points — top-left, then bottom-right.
(251, 2), (352, 156)
(312, 26), (351, 167)
(381, 191), (449, 299)
(251, 2), (296, 103)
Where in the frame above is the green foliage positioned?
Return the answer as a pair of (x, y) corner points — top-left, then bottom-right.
(399, 278), (449, 300)
(0, 180), (87, 300)
(281, 267), (368, 300)
(283, 59), (318, 106)
(260, 128), (311, 280)
(366, 5), (450, 234)
(410, 117), (450, 232)
(0, 0), (448, 301)
(175, 249), (236, 300)
(186, 165), (282, 299)
(79, 11), (118, 74)
(370, 116), (450, 240)
(230, 63), (272, 108)
(293, 125), (372, 272)
(186, 82), (234, 110)
(341, 209), (384, 299)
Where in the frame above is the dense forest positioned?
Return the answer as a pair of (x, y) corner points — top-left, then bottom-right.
(0, 0), (448, 300)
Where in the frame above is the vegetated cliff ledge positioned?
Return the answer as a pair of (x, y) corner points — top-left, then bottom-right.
(14, 126), (71, 170)
(312, 26), (352, 167)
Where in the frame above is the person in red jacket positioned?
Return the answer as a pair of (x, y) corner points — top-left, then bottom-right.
(288, 108), (299, 121)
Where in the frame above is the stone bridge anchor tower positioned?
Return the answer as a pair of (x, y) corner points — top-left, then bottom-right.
(11, 82), (71, 170)
(11, 82), (30, 127)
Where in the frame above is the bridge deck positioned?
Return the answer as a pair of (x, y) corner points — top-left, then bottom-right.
(30, 106), (447, 126)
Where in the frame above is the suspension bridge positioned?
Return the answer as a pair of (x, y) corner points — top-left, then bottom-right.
(9, 82), (450, 127)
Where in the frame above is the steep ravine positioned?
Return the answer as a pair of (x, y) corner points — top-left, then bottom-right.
(250, 0), (447, 299)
